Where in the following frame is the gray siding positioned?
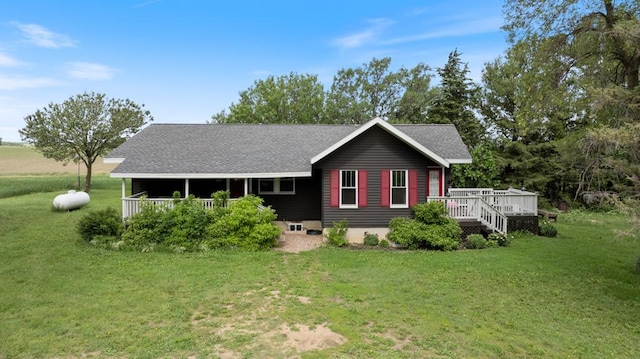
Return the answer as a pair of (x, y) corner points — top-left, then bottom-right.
(251, 172), (321, 221)
(315, 125), (446, 228)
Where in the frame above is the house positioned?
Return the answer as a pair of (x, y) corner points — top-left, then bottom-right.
(105, 118), (538, 241)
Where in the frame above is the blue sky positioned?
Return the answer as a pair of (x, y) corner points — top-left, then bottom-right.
(0, 0), (507, 142)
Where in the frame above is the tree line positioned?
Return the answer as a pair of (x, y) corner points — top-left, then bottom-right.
(211, 0), (640, 208)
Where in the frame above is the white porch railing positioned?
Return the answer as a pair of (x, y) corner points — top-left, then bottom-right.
(427, 196), (508, 234)
(122, 192), (235, 219)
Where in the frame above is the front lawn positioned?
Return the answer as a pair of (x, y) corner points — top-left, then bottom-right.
(1, 183), (639, 358)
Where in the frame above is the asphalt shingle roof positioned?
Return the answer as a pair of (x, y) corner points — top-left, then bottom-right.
(106, 121), (471, 177)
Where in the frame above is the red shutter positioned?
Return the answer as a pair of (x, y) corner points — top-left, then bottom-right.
(358, 170), (368, 207)
(380, 170), (390, 207)
(330, 169), (339, 207)
(409, 169), (418, 206)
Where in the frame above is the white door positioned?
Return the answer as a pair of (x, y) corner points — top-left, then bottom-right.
(428, 169), (441, 197)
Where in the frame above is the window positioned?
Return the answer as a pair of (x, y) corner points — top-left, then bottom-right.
(259, 179), (275, 193)
(340, 170), (357, 208)
(258, 178), (295, 194)
(391, 170), (408, 207)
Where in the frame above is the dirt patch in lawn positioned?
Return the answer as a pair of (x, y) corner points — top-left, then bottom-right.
(275, 233), (325, 253)
(192, 287), (346, 358)
(278, 322), (347, 353)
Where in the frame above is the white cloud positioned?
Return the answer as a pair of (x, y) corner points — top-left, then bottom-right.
(0, 74), (62, 90)
(381, 16), (504, 45)
(14, 23), (76, 48)
(67, 62), (118, 80)
(332, 18), (394, 49)
(0, 53), (25, 67)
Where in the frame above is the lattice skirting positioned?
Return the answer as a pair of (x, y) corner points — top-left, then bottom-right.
(507, 215), (539, 235)
(458, 221), (483, 239)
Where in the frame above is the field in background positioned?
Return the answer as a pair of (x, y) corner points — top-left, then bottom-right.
(0, 146), (116, 175)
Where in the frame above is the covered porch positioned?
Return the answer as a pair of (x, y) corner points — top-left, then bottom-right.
(118, 177), (253, 219)
(117, 174), (321, 222)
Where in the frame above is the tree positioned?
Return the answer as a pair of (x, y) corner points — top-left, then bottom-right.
(504, 0), (640, 91)
(482, 37), (590, 145)
(451, 144), (499, 188)
(393, 63), (435, 124)
(326, 58), (421, 123)
(502, 0), (640, 202)
(428, 50), (484, 148)
(211, 73), (325, 124)
(20, 92), (152, 192)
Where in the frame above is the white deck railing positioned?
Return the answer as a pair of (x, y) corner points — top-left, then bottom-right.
(447, 187), (537, 215)
(427, 196), (508, 234)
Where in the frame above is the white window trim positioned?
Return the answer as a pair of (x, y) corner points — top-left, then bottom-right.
(258, 178), (295, 195)
(390, 170), (409, 209)
(339, 169), (358, 209)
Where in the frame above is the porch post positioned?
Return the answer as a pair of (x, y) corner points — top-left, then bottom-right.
(121, 178), (126, 221)
(185, 178), (190, 197)
(244, 178), (248, 196)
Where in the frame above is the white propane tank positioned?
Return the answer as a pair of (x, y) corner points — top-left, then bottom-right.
(53, 190), (90, 211)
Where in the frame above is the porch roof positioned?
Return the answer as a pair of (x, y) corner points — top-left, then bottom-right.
(105, 118), (471, 178)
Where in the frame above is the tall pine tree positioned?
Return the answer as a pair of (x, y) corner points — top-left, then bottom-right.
(428, 50), (484, 148)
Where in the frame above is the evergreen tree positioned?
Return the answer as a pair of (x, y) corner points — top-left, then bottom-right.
(428, 50), (484, 148)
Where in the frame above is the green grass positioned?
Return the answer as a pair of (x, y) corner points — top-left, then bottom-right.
(1, 179), (640, 358)
(0, 175), (120, 199)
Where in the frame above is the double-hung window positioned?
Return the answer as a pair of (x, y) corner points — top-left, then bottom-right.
(340, 170), (357, 208)
(390, 170), (408, 208)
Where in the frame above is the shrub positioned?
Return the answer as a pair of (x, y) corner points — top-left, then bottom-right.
(121, 197), (173, 250)
(488, 232), (513, 247)
(121, 192), (280, 252)
(325, 219), (348, 247)
(466, 234), (487, 249)
(379, 239), (390, 248)
(413, 201), (449, 225)
(486, 239), (500, 248)
(539, 222), (558, 237)
(387, 216), (461, 251)
(203, 195), (280, 251)
(77, 207), (123, 242)
(363, 233), (380, 246)
(165, 195), (212, 251)
(387, 217), (420, 248)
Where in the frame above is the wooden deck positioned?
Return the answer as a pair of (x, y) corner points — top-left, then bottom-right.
(428, 188), (538, 234)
